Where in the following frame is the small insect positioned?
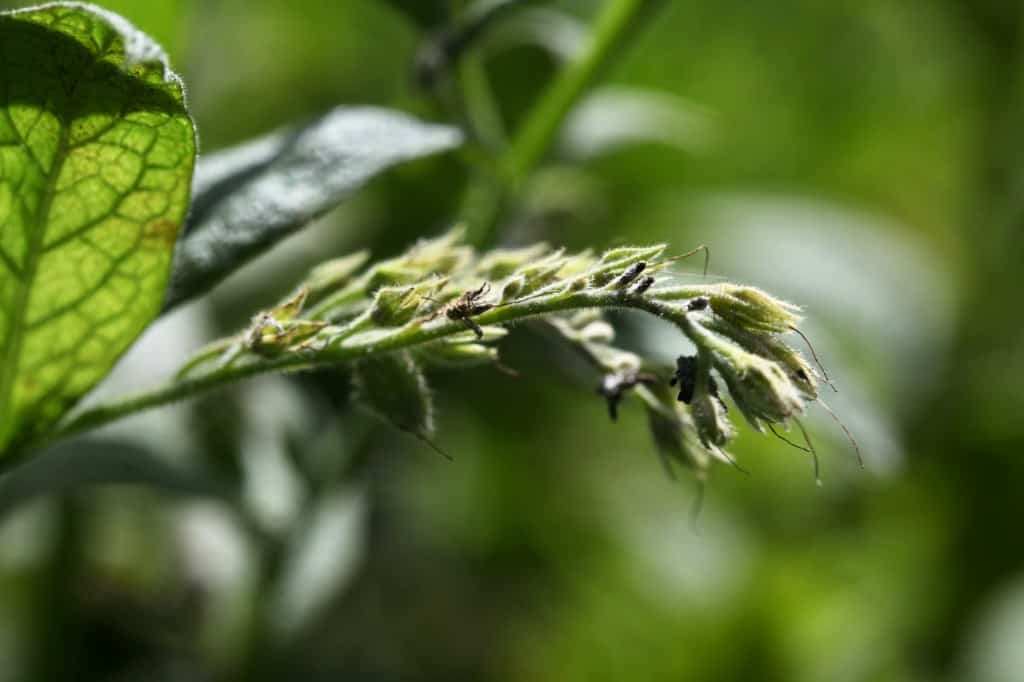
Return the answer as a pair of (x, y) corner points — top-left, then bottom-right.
(687, 296), (709, 312)
(613, 261), (647, 288)
(596, 369), (658, 421)
(669, 354), (725, 410)
(631, 275), (655, 295)
(424, 282), (496, 339)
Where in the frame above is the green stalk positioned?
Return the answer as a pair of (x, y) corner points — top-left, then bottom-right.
(37, 283), (715, 450)
(463, 0), (666, 243)
(500, 0), (661, 188)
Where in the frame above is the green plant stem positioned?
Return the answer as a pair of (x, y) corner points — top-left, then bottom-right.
(463, 0), (666, 244)
(500, 0), (660, 187)
(37, 283), (715, 451)
(458, 51), (507, 150)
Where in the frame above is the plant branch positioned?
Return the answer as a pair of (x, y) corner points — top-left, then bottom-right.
(38, 284), (715, 450)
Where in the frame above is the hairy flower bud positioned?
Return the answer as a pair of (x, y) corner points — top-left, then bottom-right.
(714, 349), (806, 428)
(475, 244), (550, 279)
(417, 342), (499, 369)
(369, 279), (445, 327)
(589, 244), (667, 286)
(353, 352), (435, 438)
(304, 251), (370, 302)
(708, 285), (801, 335)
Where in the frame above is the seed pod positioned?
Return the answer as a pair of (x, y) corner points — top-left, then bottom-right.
(353, 352), (435, 439)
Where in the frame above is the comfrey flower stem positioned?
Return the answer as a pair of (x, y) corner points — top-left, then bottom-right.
(37, 285), (718, 451)
(464, 0), (668, 244)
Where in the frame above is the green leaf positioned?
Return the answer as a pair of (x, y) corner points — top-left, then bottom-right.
(0, 4), (196, 454)
(0, 438), (225, 518)
(352, 351), (435, 442)
(164, 107), (463, 310)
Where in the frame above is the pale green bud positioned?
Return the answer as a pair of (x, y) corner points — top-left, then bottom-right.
(709, 285), (802, 334)
(417, 342), (499, 369)
(475, 244), (550, 279)
(353, 352), (434, 438)
(368, 279), (445, 327)
(589, 244), (666, 287)
(714, 350), (806, 427)
(304, 251), (370, 302)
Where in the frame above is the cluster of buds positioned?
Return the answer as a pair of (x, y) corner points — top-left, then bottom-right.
(176, 227), (849, 484)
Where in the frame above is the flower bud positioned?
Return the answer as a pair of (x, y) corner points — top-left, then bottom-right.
(418, 342), (499, 369)
(714, 349), (806, 427)
(475, 244), (550, 279)
(304, 251), (370, 301)
(589, 244), (667, 287)
(268, 287), (309, 322)
(637, 383), (712, 475)
(499, 275), (526, 302)
(368, 279), (445, 327)
(709, 285), (801, 335)
(353, 352), (434, 438)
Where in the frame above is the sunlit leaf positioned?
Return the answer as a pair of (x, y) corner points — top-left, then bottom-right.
(0, 4), (195, 454)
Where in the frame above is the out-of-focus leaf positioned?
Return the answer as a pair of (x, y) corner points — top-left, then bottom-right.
(483, 6), (585, 61)
(0, 4), (196, 454)
(562, 86), (714, 159)
(271, 485), (368, 640)
(382, 0), (450, 30)
(0, 438), (223, 517)
(164, 107), (463, 310)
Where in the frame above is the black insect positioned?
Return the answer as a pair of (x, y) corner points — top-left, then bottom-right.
(687, 296), (709, 312)
(631, 275), (655, 295)
(597, 369), (657, 421)
(670, 355), (698, 404)
(425, 282), (495, 339)
(669, 354), (722, 406)
(613, 261), (647, 287)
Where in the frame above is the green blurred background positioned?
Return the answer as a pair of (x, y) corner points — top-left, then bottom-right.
(2, 0), (1024, 680)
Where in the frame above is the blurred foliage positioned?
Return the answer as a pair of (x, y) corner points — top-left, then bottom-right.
(1, 0), (1024, 681)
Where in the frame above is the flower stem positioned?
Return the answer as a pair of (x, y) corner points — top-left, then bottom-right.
(36, 283), (714, 452)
